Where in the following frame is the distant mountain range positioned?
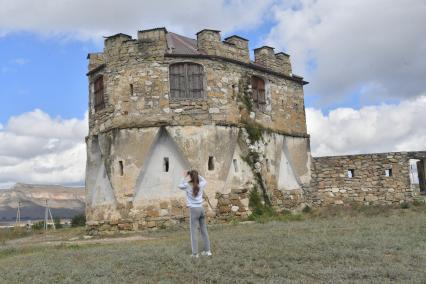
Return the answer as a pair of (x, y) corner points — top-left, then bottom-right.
(0, 183), (85, 221)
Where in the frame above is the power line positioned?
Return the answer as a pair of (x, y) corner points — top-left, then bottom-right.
(15, 201), (21, 229)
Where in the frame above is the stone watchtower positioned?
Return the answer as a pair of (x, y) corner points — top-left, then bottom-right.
(85, 28), (311, 230)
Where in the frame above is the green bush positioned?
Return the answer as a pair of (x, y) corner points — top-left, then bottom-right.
(32, 221), (45, 230)
(248, 185), (263, 217)
(248, 186), (275, 220)
(54, 217), (63, 229)
(238, 81), (253, 112)
(71, 214), (86, 227)
(302, 205), (312, 213)
(245, 121), (263, 143)
(400, 202), (410, 209)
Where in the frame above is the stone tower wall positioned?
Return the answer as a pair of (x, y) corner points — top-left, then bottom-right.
(87, 28), (307, 138)
(85, 28), (311, 231)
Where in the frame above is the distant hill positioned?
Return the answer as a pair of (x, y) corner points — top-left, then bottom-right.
(0, 183), (85, 220)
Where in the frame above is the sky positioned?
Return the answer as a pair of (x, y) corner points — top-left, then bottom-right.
(0, 0), (425, 188)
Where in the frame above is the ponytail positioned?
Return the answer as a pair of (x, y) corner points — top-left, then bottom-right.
(189, 170), (200, 197)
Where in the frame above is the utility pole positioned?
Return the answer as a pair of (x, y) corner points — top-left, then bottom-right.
(15, 201), (21, 229)
(44, 200), (48, 231)
(44, 199), (56, 231)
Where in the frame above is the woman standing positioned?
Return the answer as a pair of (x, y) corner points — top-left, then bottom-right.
(178, 170), (212, 258)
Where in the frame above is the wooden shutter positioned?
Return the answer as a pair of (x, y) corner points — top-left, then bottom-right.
(170, 63), (204, 99)
(94, 76), (105, 110)
(251, 76), (265, 106)
(170, 64), (186, 99)
(187, 64), (203, 99)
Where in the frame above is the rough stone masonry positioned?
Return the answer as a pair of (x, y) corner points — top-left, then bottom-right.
(85, 27), (426, 232)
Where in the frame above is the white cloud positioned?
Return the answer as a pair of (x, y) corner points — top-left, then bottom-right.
(0, 0), (272, 41)
(13, 58), (28, 65)
(307, 95), (426, 156)
(266, 0), (426, 104)
(0, 110), (87, 187)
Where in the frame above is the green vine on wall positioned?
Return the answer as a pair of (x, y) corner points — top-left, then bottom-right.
(237, 78), (253, 113)
(237, 76), (273, 209)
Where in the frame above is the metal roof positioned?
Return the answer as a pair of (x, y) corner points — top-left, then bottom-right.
(166, 32), (203, 55)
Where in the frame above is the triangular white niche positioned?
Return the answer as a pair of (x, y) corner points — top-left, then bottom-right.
(133, 128), (190, 205)
(86, 136), (117, 207)
(277, 138), (301, 190)
(222, 142), (255, 193)
(92, 163), (117, 206)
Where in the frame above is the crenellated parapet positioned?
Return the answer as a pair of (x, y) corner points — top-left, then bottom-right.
(254, 47), (292, 76)
(88, 27), (298, 81)
(196, 29), (250, 63)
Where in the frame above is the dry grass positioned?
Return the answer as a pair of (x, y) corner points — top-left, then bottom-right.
(0, 228), (32, 244)
(1, 205), (426, 283)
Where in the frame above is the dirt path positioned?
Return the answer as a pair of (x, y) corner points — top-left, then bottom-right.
(4, 232), (157, 248)
(42, 235), (157, 246)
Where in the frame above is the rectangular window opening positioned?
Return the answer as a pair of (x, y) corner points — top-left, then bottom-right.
(94, 76), (105, 110)
(169, 63), (204, 100)
(163, 157), (169, 172)
(420, 159), (426, 193)
(411, 159), (426, 193)
(251, 76), (266, 110)
(119, 161), (124, 176)
(208, 156), (214, 171)
(347, 169), (355, 178)
(233, 159), (238, 172)
(130, 84), (134, 96)
(385, 168), (392, 177)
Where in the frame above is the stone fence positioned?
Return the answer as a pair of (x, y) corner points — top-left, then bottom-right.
(311, 151), (426, 206)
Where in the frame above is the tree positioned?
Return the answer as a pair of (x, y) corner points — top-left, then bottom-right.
(71, 214), (86, 227)
(54, 217), (63, 229)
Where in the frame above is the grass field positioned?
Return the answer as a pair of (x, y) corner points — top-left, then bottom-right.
(1, 205), (426, 283)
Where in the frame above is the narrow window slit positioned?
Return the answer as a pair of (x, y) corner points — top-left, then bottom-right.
(208, 156), (214, 171)
(266, 159), (270, 172)
(130, 84), (134, 96)
(385, 169), (392, 177)
(233, 159), (238, 172)
(163, 157), (169, 172)
(119, 161), (124, 176)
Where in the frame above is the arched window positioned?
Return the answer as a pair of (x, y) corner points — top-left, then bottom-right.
(251, 76), (266, 109)
(94, 75), (105, 110)
(169, 63), (204, 99)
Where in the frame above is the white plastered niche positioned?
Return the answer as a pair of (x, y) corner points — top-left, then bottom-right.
(133, 128), (190, 206)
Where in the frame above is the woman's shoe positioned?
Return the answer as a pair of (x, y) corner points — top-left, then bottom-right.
(201, 251), (212, 256)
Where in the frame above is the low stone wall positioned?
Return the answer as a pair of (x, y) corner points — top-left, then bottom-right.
(85, 193), (249, 234)
(86, 186), (307, 234)
(311, 151), (426, 206)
